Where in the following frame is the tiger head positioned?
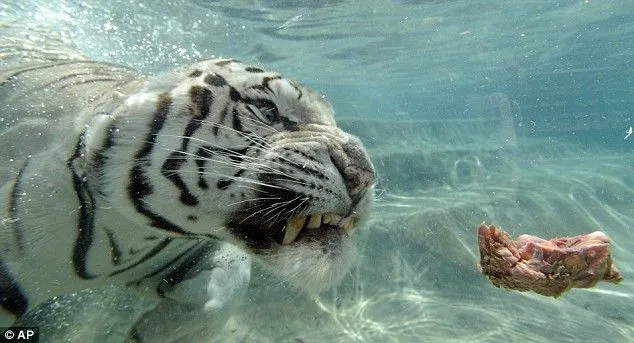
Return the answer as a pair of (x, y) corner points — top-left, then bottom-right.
(106, 58), (374, 293)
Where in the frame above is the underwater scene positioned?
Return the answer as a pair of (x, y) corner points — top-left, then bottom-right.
(1, 0), (633, 342)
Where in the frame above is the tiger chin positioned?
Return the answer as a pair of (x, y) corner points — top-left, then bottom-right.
(0, 53), (374, 342)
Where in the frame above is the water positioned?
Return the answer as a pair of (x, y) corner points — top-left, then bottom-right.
(2, 1), (633, 342)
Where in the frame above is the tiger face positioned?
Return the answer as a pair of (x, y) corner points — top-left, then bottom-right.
(101, 59), (374, 292)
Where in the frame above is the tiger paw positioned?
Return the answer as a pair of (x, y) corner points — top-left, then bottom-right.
(127, 242), (251, 342)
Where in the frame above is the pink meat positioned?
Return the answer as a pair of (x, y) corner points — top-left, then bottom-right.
(477, 223), (623, 297)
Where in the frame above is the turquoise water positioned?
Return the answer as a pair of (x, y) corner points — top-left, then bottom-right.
(2, 1), (633, 342)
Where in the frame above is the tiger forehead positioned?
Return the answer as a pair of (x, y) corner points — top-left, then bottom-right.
(185, 59), (334, 117)
(186, 61), (306, 99)
(187, 59), (282, 82)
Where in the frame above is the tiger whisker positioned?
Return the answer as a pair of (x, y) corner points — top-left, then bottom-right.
(232, 183), (269, 194)
(153, 134), (268, 162)
(239, 197), (299, 224)
(157, 144), (280, 171)
(265, 178), (310, 187)
(200, 116), (277, 136)
(197, 114), (280, 137)
(154, 131), (305, 173)
(233, 115), (280, 135)
(157, 145), (302, 182)
(159, 169), (290, 191)
(259, 197), (302, 225)
(227, 196), (283, 207)
(265, 196), (308, 226)
(159, 160), (300, 187)
(189, 139), (301, 172)
(279, 196), (310, 220)
(195, 119), (277, 146)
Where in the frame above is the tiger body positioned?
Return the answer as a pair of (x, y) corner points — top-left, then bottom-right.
(0, 50), (374, 341)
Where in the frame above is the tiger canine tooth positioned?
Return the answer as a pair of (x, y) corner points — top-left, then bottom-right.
(307, 214), (322, 229)
(322, 213), (334, 224)
(340, 217), (354, 233)
(283, 216), (306, 244)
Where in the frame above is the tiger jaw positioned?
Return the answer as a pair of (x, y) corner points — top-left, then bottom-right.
(282, 212), (356, 245)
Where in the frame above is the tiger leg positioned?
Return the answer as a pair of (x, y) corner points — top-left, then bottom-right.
(127, 241), (251, 343)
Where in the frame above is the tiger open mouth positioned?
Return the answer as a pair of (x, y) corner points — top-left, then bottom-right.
(226, 207), (359, 249)
(280, 213), (357, 245)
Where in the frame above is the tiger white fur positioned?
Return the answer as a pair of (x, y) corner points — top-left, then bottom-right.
(0, 38), (374, 341)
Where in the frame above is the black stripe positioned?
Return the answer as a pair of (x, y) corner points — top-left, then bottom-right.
(216, 179), (232, 190)
(194, 146), (248, 190)
(215, 59), (235, 66)
(232, 108), (244, 132)
(159, 86), (214, 206)
(213, 107), (229, 136)
(280, 148), (328, 179)
(289, 81), (303, 100)
(124, 240), (196, 286)
(213, 86), (240, 137)
(197, 176), (209, 190)
(245, 67), (264, 73)
(229, 87), (242, 102)
(194, 146), (215, 188)
(261, 76), (282, 92)
(156, 242), (213, 297)
(161, 152), (198, 206)
(110, 238), (173, 277)
(67, 133), (98, 280)
(289, 148), (319, 163)
(0, 257), (28, 317)
(203, 73), (228, 87)
(282, 117), (299, 131)
(216, 168), (245, 190)
(188, 86), (213, 122)
(8, 159), (29, 251)
(91, 123), (118, 196)
(246, 84), (268, 93)
(127, 93), (192, 235)
(104, 228), (123, 266)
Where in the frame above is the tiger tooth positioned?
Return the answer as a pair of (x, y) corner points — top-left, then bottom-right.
(340, 217), (354, 234)
(283, 216), (306, 244)
(307, 214), (322, 229)
(332, 214), (343, 225)
(323, 213), (333, 224)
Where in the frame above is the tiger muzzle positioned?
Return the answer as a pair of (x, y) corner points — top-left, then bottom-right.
(329, 137), (375, 207)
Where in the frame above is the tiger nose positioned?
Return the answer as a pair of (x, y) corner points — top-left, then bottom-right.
(325, 129), (374, 201)
(343, 164), (374, 198)
(338, 139), (374, 201)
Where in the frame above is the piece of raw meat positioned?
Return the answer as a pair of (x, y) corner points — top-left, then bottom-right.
(477, 223), (623, 297)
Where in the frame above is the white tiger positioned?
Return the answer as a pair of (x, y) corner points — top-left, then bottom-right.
(0, 35), (374, 341)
